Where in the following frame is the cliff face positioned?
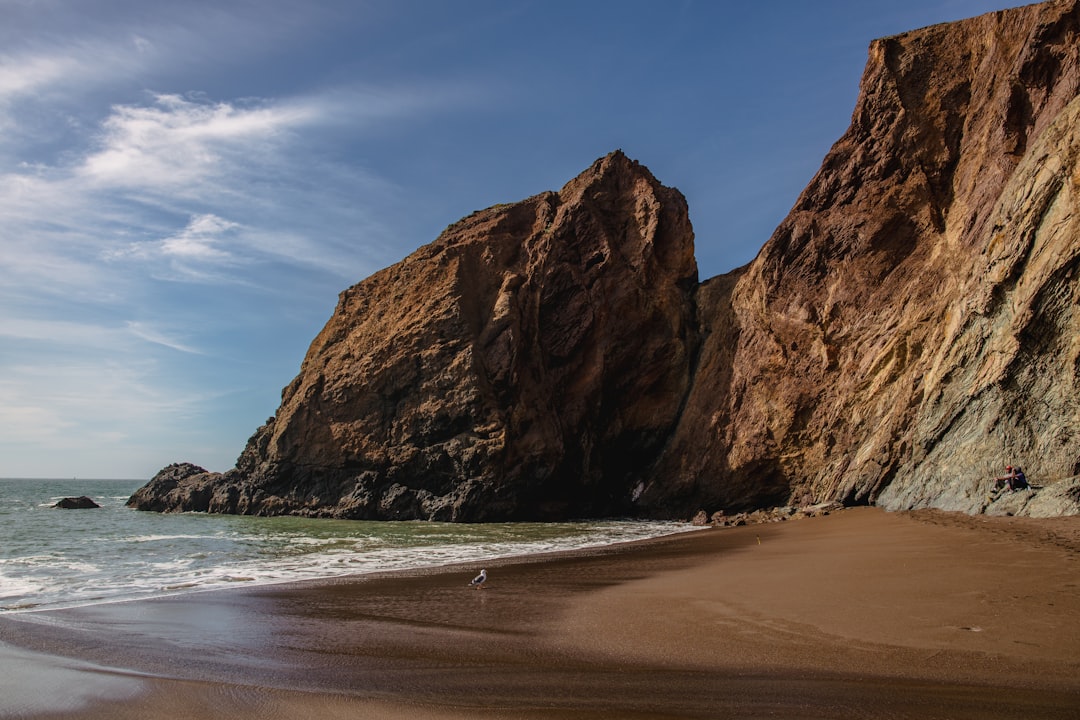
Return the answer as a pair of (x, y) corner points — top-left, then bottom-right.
(646, 0), (1080, 516)
(130, 1), (1080, 520)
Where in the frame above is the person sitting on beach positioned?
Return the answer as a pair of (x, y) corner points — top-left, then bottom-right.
(994, 465), (1029, 492)
(1008, 466), (1028, 491)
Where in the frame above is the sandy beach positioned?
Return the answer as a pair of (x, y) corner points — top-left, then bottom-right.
(1, 507), (1078, 719)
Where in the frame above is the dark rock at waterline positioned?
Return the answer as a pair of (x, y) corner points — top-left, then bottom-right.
(127, 462), (214, 513)
(54, 496), (101, 509)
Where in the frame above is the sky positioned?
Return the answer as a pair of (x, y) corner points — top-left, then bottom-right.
(1, 0), (1023, 479)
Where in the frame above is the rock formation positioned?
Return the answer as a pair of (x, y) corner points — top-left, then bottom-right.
(54, 496), (101, 509)
(643, 0), (1080, 517)
(130, 0), (1080, 520)
(131, 154), (699, 520)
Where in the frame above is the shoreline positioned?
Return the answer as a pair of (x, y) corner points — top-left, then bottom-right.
(0, 492), (697, 615)
(1, 507), (1078, 719)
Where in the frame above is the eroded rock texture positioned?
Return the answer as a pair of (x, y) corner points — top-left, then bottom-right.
(645, 0), (1080, 516)
(131, 153), (699, 520)
(131, 1), (1080, 520)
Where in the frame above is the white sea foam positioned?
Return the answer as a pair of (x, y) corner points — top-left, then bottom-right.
(124, 534), (219, 543)
(22, 522), (689, 612)
(0, 570), (43, 600)
(1, 478), (695, 613)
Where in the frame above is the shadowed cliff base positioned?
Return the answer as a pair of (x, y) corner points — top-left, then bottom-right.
(131, 1), (1080, 521)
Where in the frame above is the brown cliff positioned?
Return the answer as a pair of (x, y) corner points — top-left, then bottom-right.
(130, 1), (1080, 520)
(645, 0), (1080, 516)
(131, 153), (699, 520)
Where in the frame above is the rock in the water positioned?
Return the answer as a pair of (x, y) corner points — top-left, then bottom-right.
(130, 1), (1080, 521)
(54, 496), (101, 509)
(127, 462), (218, 513)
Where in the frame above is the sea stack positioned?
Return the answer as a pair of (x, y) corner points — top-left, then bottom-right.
(131, 153), (701, 520)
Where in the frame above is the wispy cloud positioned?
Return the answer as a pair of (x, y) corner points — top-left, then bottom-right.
(0, 36), (151, 143)
(157, 214), (239, 261)
(0, 52), (82, 99)
(0, 319), (117, 359)
(107, 213), (247, 283)
(0, 87), (411, 300)
(0, 79), (448, 471)
(77, 93), (319, 193)
(0, 316), (199, 355)
(0, 0), (488, 476)
(125, 321), (203, 354)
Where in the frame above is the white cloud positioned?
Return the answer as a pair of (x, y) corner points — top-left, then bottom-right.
(162, 214), (239, 260)
(125, 321), (203, 355)
(0, 18), (479, 474)
(0, 89), (385, 296)
(0, 1), (488, 476)
(0, 316), (199, 355)
(0, 40), (147, 140)
(0, 53), (82, 100)
(77, 93), (317, 192)
(112, 213), (239, 263)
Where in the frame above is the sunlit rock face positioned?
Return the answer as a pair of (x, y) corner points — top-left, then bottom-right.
(645, 0), (1080, 517)
(133, 152), (700, 520)
(131, 1), (1080, 521)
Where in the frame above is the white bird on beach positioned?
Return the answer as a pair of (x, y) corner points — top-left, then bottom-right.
(469, 568), (487, 590)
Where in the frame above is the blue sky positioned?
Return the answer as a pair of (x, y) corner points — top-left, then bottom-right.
(1, 0), (1020, 479)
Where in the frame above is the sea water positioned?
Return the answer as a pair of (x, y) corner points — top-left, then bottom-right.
(0, 478), (689, 613)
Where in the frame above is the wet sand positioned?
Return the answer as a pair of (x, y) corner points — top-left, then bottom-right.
(1, 507), (1078, 719)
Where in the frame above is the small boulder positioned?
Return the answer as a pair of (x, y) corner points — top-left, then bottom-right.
(54, 496), (101, 509)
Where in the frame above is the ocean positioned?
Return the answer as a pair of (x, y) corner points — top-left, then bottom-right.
(0, 478), (690, 613)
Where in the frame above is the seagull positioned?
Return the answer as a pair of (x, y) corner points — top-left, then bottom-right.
(469, 568), (487, 590)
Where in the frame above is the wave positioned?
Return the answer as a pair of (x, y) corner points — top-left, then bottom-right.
(122, 534), (225, 543)
(2, 518), (691, 613)
(0, 488), (693, 614)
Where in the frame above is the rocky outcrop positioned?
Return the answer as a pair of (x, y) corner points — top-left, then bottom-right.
(691, 502), (846, 528)
(128, 463), (217, 512)
(130, 153), (699, 520)
(131, 1), (1080, 521)
(53, 496), (101, 509)
(983, 476), (1080, 516)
